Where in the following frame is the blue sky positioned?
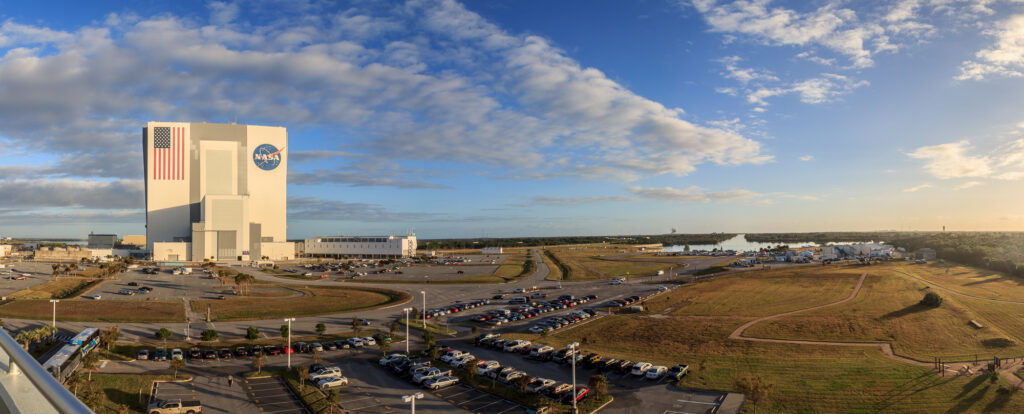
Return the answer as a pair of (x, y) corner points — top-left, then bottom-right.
(1, 0), (1024, 239)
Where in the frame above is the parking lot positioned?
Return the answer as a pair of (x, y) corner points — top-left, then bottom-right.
(332, 357), (469, 414)
(90, 269), (236, 300)
(245, 376), (310, 414)
(433, 385), (525, 414)
(0, 262), (62, 297)
(152, 377), (264, 414)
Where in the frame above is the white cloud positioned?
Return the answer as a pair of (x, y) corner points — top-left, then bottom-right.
(956, 14), (1024, 80)
(715, 87), (738, 95)
(799, 155), (814, 161)
(796, 51), (836, 66)
(719, 56), (778, 83)
(0, 0), (770, 191)
(993, 171), (1024, 180)
(527, 196), (635, 206)
(903, 183), (932, 192)
(746, 73), (867, 105)
(690, 0), (886, 68)
(907, 141), (992, 179)
(0, 179), (142, 209)
(955, 181), (983, 190)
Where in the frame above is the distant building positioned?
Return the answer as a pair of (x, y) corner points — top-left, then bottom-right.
(303, 234), (418, 259)
(0, 245), (11, 257)
(820, 246), (838, 261)
(914, 248), (937, 261)
(121, 235), (146, 248)
(87, 233), (118, 249)
(482, 247), (503, 254)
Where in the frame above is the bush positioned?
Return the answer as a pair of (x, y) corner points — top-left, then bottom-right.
(920, 292), (943, 307)
(201, 329), (219, 341)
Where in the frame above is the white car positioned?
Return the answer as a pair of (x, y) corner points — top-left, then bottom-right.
(499, 370), (527, 384)
(170, 349), (183, 360)
(317, 376), (349, 389)
(645, 365), (668, 379)
(424, 375), (459, 390)
(413, 368), (448, 384)
(477, 361), (500, 375)
(440, 350), (465, 363)
(529, 345), (554, 358)
(529, 325), (548, 334)
(379, 353), (407, 366)
(310, 366), (343, 381)
(631, 362), (653, 376)
(451, 354), (476, 368)
(347, 338), (364, 347)
(362, 337), (376, 346)
(526, 378), (555, 393)
(311, 342), (324, 352)
(90, 295), (102, 300)
(503, 340), (531, 353)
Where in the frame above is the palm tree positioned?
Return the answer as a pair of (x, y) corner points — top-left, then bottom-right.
(297, 366), (309, 392)
(327, 389), (340, 414)
(82, 351), (99, 381)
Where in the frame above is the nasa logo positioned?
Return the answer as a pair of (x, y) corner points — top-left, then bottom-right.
(253, 144), (284, 171)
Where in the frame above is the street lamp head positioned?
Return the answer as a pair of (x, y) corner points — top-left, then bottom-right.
(402, 392), (424, 402)
(50, 299), (59, 303)
(284, 317), (295, 322)
(569, 342), (579, 349)
(420, 290), (425, 294)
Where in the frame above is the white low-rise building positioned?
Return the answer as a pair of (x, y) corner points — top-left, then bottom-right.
(482, 247), (503, 254)
(303, 234), (417, 259)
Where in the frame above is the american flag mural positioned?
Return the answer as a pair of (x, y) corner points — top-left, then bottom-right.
(153, 126), (185, 180)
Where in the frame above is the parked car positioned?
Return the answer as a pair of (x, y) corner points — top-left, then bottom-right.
(546, 383), (572, 398)
(424, 375), (459, 390)
(498, 369), (527, 384)
(379, 353), (407, 367)
(235, 346), (250, 357)
(137, 349), (149, 360)
(477, 361), (500, 375)
(147, 399), (202, 414)
(266, 346), (282, 355)
(203, 350), (218, 359)
(251, 345), (263, 356)
(667, 364), (689, 380)
(451, 354), (477, 368)
(362, 337), (377, 346)
(562, 386), (589, 405)
(413, 368), (449, 384)
(596, 358), (619, 371)
(317, 376), (349, 389)
(615, 360), (636, 374)
(645, 365), (668, 379)
(526, 378), (556, 393)
(171, 349), (184, 360)
(219, 349), (233, 359)
(311, 342), (324, 352)
(154, 347), (168, 361)
(188, 349), (202, 360)
(310, 366), (343, 381)
(631, 362), (653, 376)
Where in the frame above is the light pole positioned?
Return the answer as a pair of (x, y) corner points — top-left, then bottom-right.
(402, 392), (423, 414)
(569, 342), (580, 413)
(402, 307), (412, 354)
(420, 291), (426, 330)
(284, 317), (295, 369)
(49, 299), (59, 335)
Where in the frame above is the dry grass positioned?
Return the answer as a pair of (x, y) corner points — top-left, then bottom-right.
(6, 278), (100, 299)
(192, 286), (408, 321)
(546, 245), (676, 281)
(0, 299), (184, 322)
(535, 315), (1024, 413)
(493, 249), (531, 279)
(744, 268), (1024, 360)
(895, 263), (1024, 301)
(645, 268), (862, 317)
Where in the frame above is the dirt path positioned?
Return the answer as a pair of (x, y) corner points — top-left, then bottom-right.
(728, 272), (931, 367)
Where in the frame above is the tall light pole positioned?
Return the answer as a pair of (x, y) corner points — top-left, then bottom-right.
(569, 342), (580, 413)
(49, 299), (59, 335)
(284, 317), (296, 369)
(402, 392), (423, 414)
(402, 307), (412, 354)
(420, 291), (426, 330)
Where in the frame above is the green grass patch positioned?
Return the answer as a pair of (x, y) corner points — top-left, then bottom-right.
(692, 265), (728, 276)
(399, 318), (456, 335)
(0, 299), (184, 322)
(543, 249), (568, 281)
(71, 373), (186, 413)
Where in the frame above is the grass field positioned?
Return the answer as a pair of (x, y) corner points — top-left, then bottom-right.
(73, 374), (184, 413)
(6, 278), (101, 299)
(533, 315), (1024, 413)
(644, 268), (862, 317)
(0, 299), (184, 322)
(895, 263), (1024, 301)
(743, 268), (1024, 360)
(191, 286), (409, 321)
(493, 249), (532, 280)
(546, 245), (676, 281)
(541, 249), (565, 281)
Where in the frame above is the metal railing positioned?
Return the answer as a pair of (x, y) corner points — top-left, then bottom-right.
(0, 328), (93, 413)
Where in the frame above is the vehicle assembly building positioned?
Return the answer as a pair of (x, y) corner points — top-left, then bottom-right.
(143, 122), (294, 261)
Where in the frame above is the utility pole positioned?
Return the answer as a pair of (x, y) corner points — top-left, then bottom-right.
(403, 307), (412, 354)
(569, 342), (579, 413)
(285, 317), (295, 369)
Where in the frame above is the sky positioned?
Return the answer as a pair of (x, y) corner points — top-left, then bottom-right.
(1, 0), (1024, 239)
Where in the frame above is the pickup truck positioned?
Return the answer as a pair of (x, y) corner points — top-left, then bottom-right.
(148, 399), (202, 414)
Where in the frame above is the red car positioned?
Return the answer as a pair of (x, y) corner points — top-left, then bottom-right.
(562, 386), (589, 404)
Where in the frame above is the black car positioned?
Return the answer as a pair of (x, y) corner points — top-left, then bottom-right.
(203, 350), (218, 359)
(219, 349), (233, 359)
(251, 345), (263, 356)
(310, 363), (326, 374)
(596, 358), (619, 371)
(583, 353), (602, 368)
(616, 360), (636, 374)
(127, 282), (138, 286)
(235, 346), (250, 357)
(188, 349), (202, 359)
(492, 294), (505, 300)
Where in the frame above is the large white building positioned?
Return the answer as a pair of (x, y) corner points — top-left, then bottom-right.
(302, 234), (417, 259)
(144, 122), (294, 262)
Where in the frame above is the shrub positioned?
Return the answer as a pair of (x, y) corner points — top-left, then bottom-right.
(920, 292), (943, 307)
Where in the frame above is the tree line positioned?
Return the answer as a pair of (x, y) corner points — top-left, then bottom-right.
(418, 233), (736, 250)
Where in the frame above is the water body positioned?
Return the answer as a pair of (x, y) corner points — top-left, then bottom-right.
(664, 234), (820, 253)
